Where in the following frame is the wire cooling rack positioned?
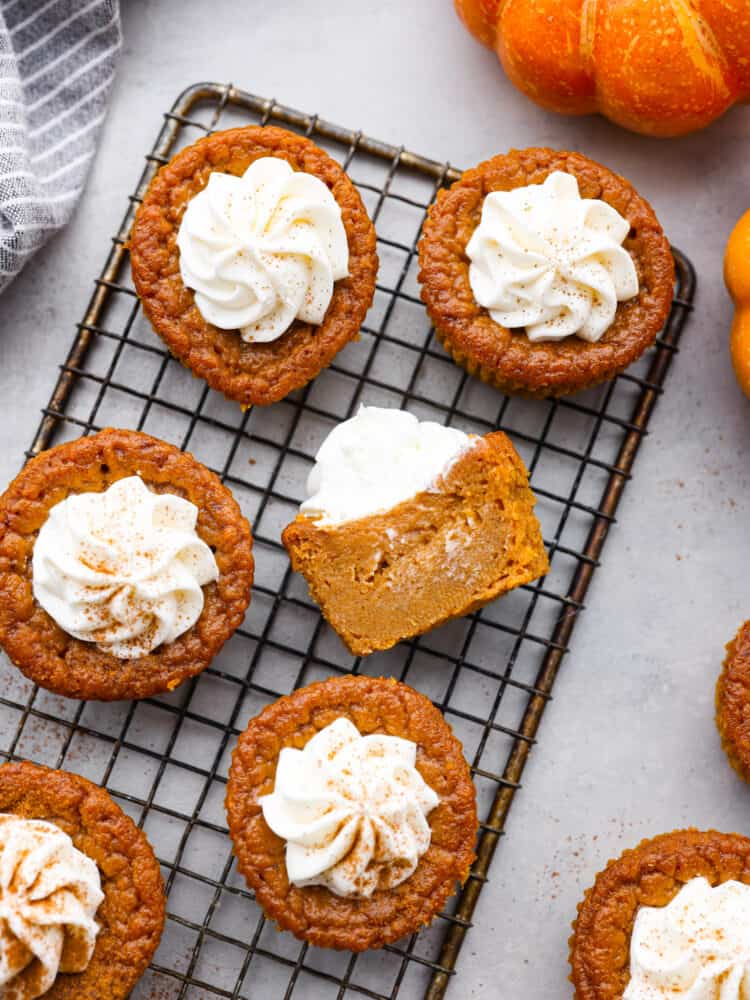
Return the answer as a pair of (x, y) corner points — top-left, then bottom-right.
(0, 83), (695, 1000)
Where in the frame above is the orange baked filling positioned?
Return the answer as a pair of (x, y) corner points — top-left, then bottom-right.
(283, 430), (548, 656)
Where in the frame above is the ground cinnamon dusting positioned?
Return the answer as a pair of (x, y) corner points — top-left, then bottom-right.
(569, 829), (750, 998)
(0, 762), (165, 1000)
(418, 148), (674, 397)
(0, 428), (253, 700)
(130, 125), (378, 407)
(226, 675), (478, 951)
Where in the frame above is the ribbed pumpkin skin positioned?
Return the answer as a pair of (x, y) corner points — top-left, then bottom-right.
(455, 0), (750, 136)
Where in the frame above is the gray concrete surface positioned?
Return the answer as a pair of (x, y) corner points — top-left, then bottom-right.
(1, 2), (749, 997)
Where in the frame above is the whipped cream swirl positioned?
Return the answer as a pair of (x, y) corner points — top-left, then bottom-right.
(0, 815), (103, 999)
(260, 717), (440, 898)
(625, 877), (750, 999)
(466, 170), (639, 343)
(32, 475), (219, 659)
(177, 156), (349, 343)
(300, 405), (471, 526)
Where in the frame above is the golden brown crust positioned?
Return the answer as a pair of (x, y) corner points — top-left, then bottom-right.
(130, 125), (378, 407)
(282, 430), (548, 656)
(0, 761), (165, 1000)
(0, 428), (253, 700)
(569, 828), (750, 999)
(418, 147), (675, 397)
(716, 620), (750, 782)
(225, 674), (478, 951)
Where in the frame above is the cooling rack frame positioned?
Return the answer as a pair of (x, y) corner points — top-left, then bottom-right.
(3, 82), (696, 1000)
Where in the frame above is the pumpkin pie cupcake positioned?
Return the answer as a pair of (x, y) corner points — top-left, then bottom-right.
(716, 620), (750, 782)
(418, 147), (675, 397)
(282, 405), (548, 656)
(130, 125), (378, 407)
(0, 760), (164, 999)
(570, 828), (750, 998)
(0, 428), (253, 700)
(226, 674), (477, 950)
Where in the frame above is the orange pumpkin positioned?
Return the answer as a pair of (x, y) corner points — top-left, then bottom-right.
(455, 0), (750, 137)
(725, 210), (750, 398)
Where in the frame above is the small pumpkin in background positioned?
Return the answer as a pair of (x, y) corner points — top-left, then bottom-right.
(455, 0), (750, 137)
(725, 211), (750, 398)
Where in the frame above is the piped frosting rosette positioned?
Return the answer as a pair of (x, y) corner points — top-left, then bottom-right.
(260, 717), (439, 898)
(0, 815), (103, 1000)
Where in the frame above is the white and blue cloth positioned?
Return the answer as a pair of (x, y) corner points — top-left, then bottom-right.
(0, 0), (120, 293)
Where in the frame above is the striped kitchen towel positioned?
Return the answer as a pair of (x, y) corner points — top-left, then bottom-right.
(0, 0), (121, 294)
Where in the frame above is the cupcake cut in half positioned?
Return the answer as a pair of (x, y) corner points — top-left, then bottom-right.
(226, 674), (478, 950)
(0, 761), (165, 1000)
(418, 147), (675, 397)
(0, 428), (253, 700)
(570, 829), (750, 999)
(282, 406), (548, 656)
(130, 125), (378, 407)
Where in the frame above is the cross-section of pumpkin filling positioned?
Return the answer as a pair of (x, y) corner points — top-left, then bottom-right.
(282, 406), (549, 656)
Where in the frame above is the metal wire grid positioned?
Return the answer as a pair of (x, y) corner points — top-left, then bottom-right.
(0, 83), (695, 1000)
